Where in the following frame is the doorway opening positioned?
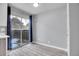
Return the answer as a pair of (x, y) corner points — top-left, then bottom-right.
(10, 15), (30, 49)
(7, 6), (33, 50)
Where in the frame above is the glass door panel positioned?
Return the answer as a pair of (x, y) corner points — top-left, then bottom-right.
(11, 17), (22, 49)
(21, 18), (30, 45)
(10, 15), (30, 49)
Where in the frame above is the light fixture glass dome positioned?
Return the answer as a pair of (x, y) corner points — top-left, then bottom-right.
(33, 2), (39, 7)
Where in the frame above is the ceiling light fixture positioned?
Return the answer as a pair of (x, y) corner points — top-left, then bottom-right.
(33, 2), (39, 7)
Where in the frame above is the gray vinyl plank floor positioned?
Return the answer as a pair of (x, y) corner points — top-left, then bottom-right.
(7, 43), (68, 56)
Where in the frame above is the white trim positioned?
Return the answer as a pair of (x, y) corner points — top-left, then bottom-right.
(67, 3), (70, 56)
(35, 42), (67, 52)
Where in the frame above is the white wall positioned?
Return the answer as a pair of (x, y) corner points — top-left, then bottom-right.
(33, 6), (67, 49)
(69, 3), (79, 56)
(0, 3), (7, 26)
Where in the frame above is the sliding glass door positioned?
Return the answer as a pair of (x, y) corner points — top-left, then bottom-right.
(10, 15), (30, 49)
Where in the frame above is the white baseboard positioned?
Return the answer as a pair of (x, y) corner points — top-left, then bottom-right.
(35, 42), (68, 52)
